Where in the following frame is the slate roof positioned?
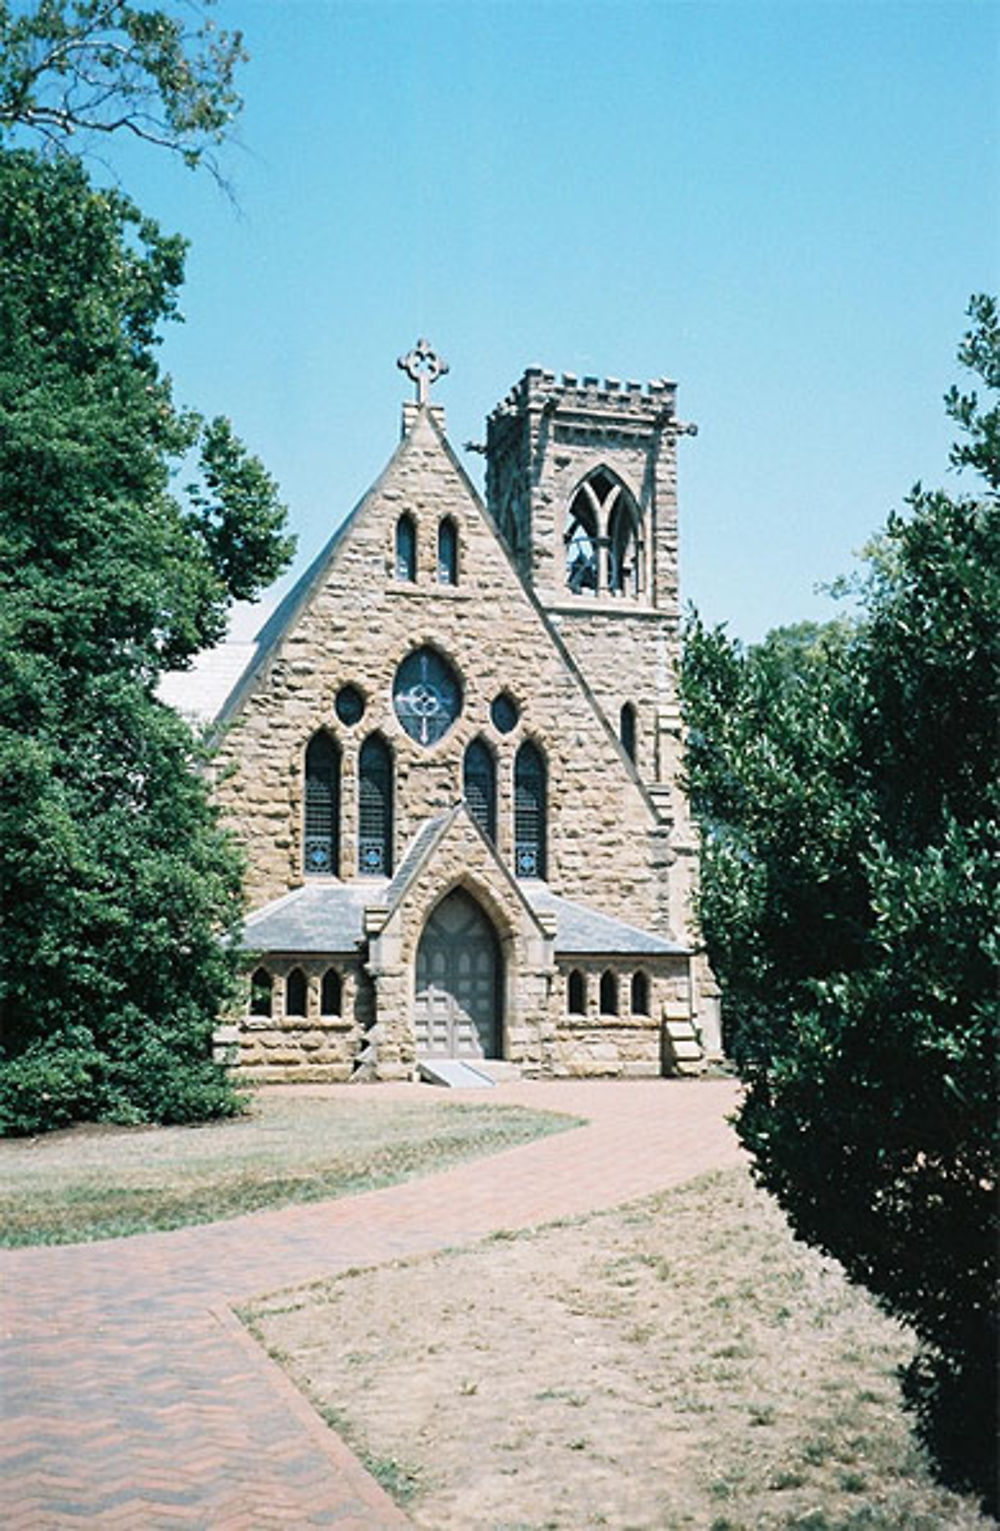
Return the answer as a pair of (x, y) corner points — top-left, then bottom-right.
(239, 874), (686, 959)
(241, 881), (387, 955)
(523, 885), (687, 956)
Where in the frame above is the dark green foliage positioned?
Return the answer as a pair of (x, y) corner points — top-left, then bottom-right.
(681, 299), (1000, 1513)
(0, 148), (293, 1133)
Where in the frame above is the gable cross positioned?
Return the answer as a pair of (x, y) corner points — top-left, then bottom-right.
(397, 338), (449, 405)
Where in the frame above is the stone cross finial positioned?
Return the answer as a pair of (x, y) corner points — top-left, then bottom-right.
(397, 338), (449, 405)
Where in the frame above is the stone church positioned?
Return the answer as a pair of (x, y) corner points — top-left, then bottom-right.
(190, 342), (719, 1082)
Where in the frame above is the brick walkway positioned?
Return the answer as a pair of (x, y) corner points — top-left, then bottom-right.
(1, 1078), (742, 1527)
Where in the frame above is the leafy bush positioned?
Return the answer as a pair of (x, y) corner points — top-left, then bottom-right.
(681, 298), (1000, 1512)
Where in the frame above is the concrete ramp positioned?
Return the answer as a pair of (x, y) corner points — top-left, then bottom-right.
(418, 1059), (497, 1089)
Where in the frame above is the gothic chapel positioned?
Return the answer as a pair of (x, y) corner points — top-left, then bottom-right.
(192, 342), (720, 1081)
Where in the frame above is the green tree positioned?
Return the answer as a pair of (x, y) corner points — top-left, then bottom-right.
(681, 299), (999, 1512)
(0, 0), (245, 173)
(0, 147), (294, 1132)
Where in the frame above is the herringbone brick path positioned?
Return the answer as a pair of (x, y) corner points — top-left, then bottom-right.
(1, 1078), (742, 1527)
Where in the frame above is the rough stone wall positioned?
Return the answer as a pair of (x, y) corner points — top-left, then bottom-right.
(549, 955), (690, 1077)
(225, 956), (364, 1081)
(214, 409), (678, 938)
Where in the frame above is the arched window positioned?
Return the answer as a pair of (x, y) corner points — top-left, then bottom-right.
(631, 971), (650, 1016)
(437, 517), (458, 585)
(600, 970), (619, 1015)
(359, 734), (393, 875)
(285, 967), (308, 1018)
(249, 967), (272, 1018)
(514, 740), (547, 879)
(463, 738), (497, 843)
(620, 703), (637, 764)
(395, 513), (417, 581)
(608, 494), (640, 596)
(321, 967), (342, 1017)
(304, 732), (340, 876)
(567, 969), (586, 1015)
(565, 484), (598, 593)
(565, 469), (641, 597)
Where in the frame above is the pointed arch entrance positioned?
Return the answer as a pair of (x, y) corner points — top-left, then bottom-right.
(414, 888), (503, 1059)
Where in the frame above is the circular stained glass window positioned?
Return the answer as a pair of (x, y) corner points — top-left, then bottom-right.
(393, 647), (462, 747)
(490, 692), (519, 734)
(335, 684), (365, 726)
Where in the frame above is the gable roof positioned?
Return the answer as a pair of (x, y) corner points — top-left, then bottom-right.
(194, 404), (659, 816)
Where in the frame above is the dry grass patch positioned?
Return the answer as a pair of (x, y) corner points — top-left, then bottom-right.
(0, 1090), (577, 1245)
(245, 1165), (991, 1530)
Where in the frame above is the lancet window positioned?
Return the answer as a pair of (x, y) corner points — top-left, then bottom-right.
(600, 970), (619, 1015)
(463, 737), (497, 843)
(285, 968), (308, 1018)
(395, 513), (417, 581)
(249, 967), (272, 1017)
(358, 734), (393, 876)
(565, 468), (642, 598)
(620, 703), (637, 763)
(567, 969), (586, 1015)
(437, 517), (458, 585)
(304, 732), (340, 876)
(514, 740), (547, 879)
(631, 971), (650, 1016)
(321, 968), (342, 1017)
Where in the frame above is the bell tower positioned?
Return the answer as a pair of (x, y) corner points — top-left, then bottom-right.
(485, 368), (697, 818)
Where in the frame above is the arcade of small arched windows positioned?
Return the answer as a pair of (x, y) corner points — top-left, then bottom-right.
(392, 512), (461, 586)
(565, 966), (653, 1019)
(247, 963), (349, 1024)
(564, 468), (644, 599)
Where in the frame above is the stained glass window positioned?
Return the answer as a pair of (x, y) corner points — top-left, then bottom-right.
(393, 647), (462, 747)
(359, 734), (393, 875)
(514, 740), (546, 879)
(304, 733), (339, 876)
(463, 738), (497, 843)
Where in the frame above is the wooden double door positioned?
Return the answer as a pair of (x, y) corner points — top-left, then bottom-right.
(414, 889), (502, 1059)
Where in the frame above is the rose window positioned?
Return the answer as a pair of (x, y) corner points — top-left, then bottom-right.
(392, 647), (462, 746)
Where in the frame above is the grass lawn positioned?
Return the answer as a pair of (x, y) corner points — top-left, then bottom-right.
(0, 1089), (577, 1245)
(246, 1164), (992, 1530)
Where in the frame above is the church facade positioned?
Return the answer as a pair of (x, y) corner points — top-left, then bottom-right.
(206, 344), (719, 1081)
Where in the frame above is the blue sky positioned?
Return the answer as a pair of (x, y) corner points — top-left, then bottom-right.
(107, 0), (997, 641)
